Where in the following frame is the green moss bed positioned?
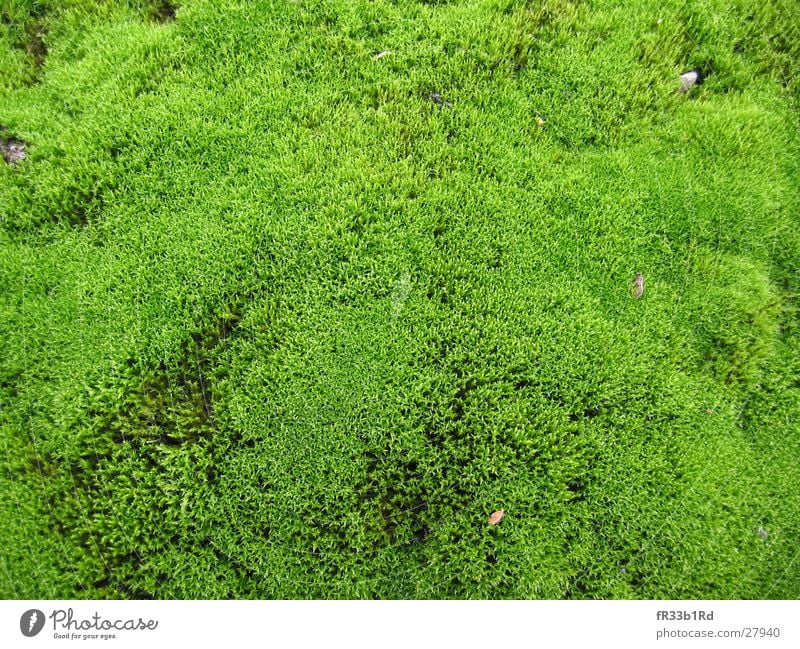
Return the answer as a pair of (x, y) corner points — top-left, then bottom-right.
(1, 0), (799, 598)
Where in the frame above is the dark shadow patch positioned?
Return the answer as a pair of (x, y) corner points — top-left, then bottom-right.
(360, 452), (431, 546)
(112, 312), (241, 447)
(565, 479), (585, 504)
(486, 246), (503, 270)
(568, 406), (602, 422)
(345, 210), (378, 237)
(23, 18), (48, 73)
(3, 4), (50, 86)
(426, 278), (450, 305)
(2, 153), (121, 231)
(18, 311), (245, 599)
(204, 537), (262, 584)
(485, 1), (573, 75)
(733, 4), (799, 93)
(90, 576), (155, 599)
(490, 39), (536, 76)
(148, 0), (178, 23)
(702, 331), (757, 387)
(452, 377), (482, 423)
(0, 366), (23, 405)
(73, 310), (241, 465)
(563, 573), (592, 599)
(62, 183), (111, 228)
(410, 524), (430, 544)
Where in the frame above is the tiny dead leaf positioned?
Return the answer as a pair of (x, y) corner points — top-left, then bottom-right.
(630, 272), (644, 299)
(488, 509), (505, 525)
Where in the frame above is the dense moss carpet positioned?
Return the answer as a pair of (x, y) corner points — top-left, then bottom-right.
(1, 0), (798, 598)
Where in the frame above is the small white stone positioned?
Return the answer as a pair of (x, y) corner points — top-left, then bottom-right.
(679, 70), (700, 94)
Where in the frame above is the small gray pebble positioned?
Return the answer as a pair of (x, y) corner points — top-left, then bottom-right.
(1, 139), (27, 165)
(429, 92), (452, 107)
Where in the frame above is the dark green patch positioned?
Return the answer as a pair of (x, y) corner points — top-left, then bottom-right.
(147, 0), (178, 23)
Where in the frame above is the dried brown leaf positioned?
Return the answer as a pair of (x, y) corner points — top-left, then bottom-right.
(488, 509), (505, 525)
(630, 272), (644, 299)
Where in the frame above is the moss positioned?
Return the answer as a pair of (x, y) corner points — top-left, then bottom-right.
(1, 0), (798, 599)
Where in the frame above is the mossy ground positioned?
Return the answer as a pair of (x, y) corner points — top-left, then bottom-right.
(1, 0), (799, 598)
